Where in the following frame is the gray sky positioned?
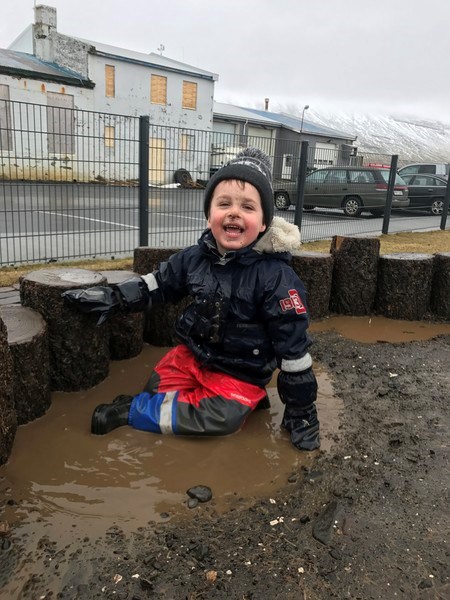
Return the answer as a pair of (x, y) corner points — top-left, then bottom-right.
(1, 0), (449, 122)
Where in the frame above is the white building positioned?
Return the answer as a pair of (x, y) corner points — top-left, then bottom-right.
(0, 4), (218, 183)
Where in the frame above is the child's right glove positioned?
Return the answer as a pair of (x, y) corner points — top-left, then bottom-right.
(62, 276), (151, 325)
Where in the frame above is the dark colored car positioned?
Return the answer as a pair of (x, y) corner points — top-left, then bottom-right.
(398, 163), (449, 180)
(400, 174), (448, 215)
(273, 166), (409, 217)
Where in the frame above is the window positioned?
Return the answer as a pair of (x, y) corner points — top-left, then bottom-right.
(105, 65), (115, 98)
(307, 170), (330, 184)
(0, 84), (13, 151)
(104, 126), (115, 148)
(47, 92), (74, 154)
(326, 169), (349, 184)
(418, 164), (435, 174)
(182, 81), (197, 110)
(151, 75), (167, 105)
(180, 133), (194, 152)
(349, 170), (374, 184)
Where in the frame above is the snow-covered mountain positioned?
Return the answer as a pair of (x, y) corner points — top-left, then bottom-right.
(306, 110), (450, 163)
(274, 103), (450, 163)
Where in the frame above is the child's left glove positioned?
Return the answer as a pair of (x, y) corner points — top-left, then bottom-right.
(62, 276), (151, 325)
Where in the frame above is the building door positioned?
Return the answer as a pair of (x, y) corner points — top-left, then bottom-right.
(149, 137), (166, 184)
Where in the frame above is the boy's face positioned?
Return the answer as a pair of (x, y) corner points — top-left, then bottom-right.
(207, 179), (267, 255)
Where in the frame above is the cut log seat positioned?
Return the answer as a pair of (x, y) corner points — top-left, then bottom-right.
(20, 268), (109, 392)
(0, 316), (16, 466)
(0, 305), (50, 425)
(430, 252), (450, 320)
(133, 247), (191, 347)
(375, 253), (434, 320)
(330, 236), (380, 316)
(291, 251), (334, 320)
(99, 270), (145, 360)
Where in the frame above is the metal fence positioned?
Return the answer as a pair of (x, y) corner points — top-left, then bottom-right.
(0, 100), (448, 267)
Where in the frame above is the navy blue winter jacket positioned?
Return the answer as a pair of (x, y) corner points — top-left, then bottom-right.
(141, 218), (313, 388)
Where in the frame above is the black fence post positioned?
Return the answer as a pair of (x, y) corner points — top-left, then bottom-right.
(382, 154), (398, 235)
(440, 177), (450, 231)
(138, 115), (150, 247)
(294, 141), (309, 230)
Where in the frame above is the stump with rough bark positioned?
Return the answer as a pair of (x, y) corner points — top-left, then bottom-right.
(375, 253), (434, 320)
(0, 316), (16, 466)
(291, 251), (334, 320)
(1, 305), (51, 425)
(145, 296), (192, 347)
(430, 252), (450, 320)
(100, 270), (145, 359)
(133, 247), (182, 275)
(133, 247), (192, 347)
(20, 268), (109, 391)
(330, 236), (380, 315)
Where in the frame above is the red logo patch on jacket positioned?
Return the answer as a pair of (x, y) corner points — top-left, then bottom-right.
(279, 289), (307, 315)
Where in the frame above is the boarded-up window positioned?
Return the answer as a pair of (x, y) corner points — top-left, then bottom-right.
(104, 126), (115, 148)
(182, 81), (197, 110)
(180, 133), (194, 152)
(151, 75), (167, 105)
(47, 92), (75, 154)
(105, 65), (115, 98)
(0, 84), (13, 152)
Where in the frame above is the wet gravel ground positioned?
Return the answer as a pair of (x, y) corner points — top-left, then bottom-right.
(1, 330), (449, 599)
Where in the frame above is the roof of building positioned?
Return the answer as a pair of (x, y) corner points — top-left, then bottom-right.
(77, 38), (218, 82)
(0, 48), (94, 87)
(214, 102), (356, 141)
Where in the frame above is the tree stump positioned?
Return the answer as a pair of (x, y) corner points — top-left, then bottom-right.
(133, 247), (191, 347)
(430, 252), (450, 320)
(133, 247), (182, 275)
(0, 316), (16, 466)
(375, 253), (434, 320)
(330, 236), (380, 315)
(291, 251), (334, 320)
(145, 296), (192, 347)
(1, 305), (51, 425)
(20, 268), (110, 392)
(100, 270), (145, 360)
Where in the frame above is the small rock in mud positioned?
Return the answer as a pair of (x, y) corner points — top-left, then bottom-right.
(186, 485), (212, 503)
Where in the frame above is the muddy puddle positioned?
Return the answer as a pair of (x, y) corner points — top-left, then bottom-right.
(310, 314), (450, 343)
(0, 316), (447, 560)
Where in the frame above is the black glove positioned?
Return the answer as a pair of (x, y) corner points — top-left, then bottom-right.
(62, 277), (151, 326)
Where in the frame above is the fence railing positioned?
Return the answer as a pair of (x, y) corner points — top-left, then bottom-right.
(0, 100), (448, 267)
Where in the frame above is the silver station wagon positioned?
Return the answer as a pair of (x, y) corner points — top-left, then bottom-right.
(273, 166), (410, 217)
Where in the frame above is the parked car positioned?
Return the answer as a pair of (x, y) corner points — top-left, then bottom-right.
(273, 166), (410, 217)
(400, 174), (448, 215)
(398, 163), (449, 180)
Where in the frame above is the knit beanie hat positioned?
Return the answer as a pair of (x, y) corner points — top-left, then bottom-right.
(204, 147), (274, 227)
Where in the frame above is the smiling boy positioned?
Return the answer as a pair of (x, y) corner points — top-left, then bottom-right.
(63, 148), (320, 451)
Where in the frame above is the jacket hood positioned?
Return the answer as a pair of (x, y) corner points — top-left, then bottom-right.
(253, 217), (302, 254)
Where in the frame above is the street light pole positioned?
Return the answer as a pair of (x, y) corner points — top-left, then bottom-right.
(300, 104), (309, 135)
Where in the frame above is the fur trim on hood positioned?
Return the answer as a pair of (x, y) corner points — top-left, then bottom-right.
(253, 216), (302, 254)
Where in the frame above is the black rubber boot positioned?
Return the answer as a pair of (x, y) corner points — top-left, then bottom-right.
(113, 394), (134, 406)
(91, 398), (132, 435)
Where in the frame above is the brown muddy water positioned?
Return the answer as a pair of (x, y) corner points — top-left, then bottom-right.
(0, 316), (448, 587)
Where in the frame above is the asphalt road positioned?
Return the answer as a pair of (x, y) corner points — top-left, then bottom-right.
(0, 183), (447, 266)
